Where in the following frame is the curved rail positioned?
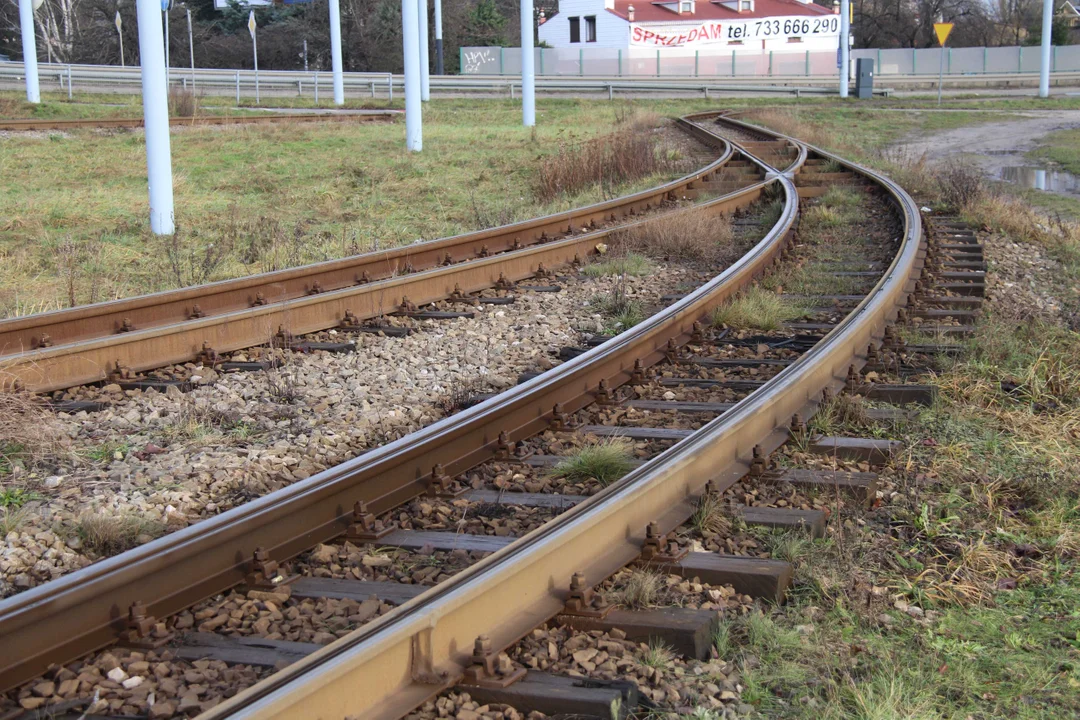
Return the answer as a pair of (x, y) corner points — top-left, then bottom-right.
(0, 128), (741, 392)
(201, 112), (924, 719)
(0, 131), (789, 692)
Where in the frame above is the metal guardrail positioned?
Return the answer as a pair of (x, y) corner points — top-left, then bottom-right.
(2, 61), (1078, 103)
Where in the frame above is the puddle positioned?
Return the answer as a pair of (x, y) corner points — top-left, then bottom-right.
(998, 166), (1080, 194)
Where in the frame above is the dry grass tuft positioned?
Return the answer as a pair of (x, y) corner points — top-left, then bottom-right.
(169, 88), (199, 118)
(612, 568), (669, 610)
(691, 490), (732, 536)
(0, 391), (71, 476)
(536, 125), (673, 202)
(75, 511), (167, 557)
(612, 210), (736, 266)
(811, 393), (872, 436)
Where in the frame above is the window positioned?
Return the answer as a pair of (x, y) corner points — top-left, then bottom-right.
(585, 15), (597, 42)
(680, 0), (692, 11)
(740, 0), (752, 9)
(569, 16), (580, 43)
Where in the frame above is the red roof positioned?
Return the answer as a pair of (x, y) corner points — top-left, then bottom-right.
(610, 0), (833, 22)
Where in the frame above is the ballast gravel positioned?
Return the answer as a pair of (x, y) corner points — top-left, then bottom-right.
(1, 263), (712, 597)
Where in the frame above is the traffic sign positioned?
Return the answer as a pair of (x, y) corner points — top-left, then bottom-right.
(114, 10), (121, 31)
(934, 22), (953, 47)
(248, 10), (257, 39)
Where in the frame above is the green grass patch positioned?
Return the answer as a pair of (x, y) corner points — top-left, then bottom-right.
(550, 438), (635, 486)
(581, 252), (653, 278)
(1028, 128), (1080, 176)
(711, 287), (808, 331)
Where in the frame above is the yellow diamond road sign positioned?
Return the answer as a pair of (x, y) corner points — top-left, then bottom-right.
(934, 22), (954, 47)
(248, 11), (257, 39)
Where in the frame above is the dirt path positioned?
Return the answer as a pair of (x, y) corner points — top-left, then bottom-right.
(891, 110), (1080, 179)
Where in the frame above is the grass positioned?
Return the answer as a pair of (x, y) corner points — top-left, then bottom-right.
(612, 208), (736, 266)
(611, 568), (668, 610)
(0, 99), (689, 318)
(581, 252), (653, 278)
(711, 287), (808, 331)
(74, 511), (167, 556)
(596, 289), (646, 334)
(0, 488), (40, 508)
(1028, 127), (1080, 176)
(83, 441), (131, 463)
(549, 438), (635, 486)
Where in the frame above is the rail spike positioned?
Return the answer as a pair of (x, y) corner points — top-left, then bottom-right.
(460, 635), (527, 689)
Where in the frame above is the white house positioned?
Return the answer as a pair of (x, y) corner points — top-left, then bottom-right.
(538, 0), (842, 54)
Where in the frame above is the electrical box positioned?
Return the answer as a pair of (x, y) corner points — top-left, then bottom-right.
(855, 58), (874, 99)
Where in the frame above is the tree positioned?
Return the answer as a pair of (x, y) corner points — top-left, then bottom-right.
(464, 0), (507, 46)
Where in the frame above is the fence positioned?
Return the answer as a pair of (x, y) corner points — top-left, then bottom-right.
(460, 45), (1080, 77)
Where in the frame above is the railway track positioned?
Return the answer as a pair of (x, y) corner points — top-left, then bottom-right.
(0, 124), (754, 394)
(0, 113), (396, 133)
(0, 112), (987, 720)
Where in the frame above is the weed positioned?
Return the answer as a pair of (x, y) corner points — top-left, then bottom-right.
(637, 638), (675, 669)
(0, 488), (40, 508)
(690, 491), (731, 536)
(612, 210), (736, 266)
(75, 511), (167, 556)
(611, 568), (668, 610)
(759, 198), (785, 230)
(0, 505), (31, 535)
(711, 287), (808, 331)
(820, 185), (861, 210)
(84, 441), (130, 463)
(810, 393), (872, 436)
(581, 252), (653, 278)
(597, 288), (645, 333)
(550, 438), (634, 486)
(536, 125), (672, 202)
(168, 87), (198, 118)
(0, 392), (69, 475)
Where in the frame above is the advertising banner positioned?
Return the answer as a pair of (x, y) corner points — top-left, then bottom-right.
(630, 15), (841, 47)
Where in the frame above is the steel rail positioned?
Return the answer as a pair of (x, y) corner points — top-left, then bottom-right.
(0, 136), (799, 692)
(200, 112), (923, 720)
(0, 132), (739, 392)
(0, 113), (396, 132)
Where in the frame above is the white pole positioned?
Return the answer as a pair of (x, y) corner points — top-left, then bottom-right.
(418, 0), (430, 101)
(521, 0), (535, 126)
(136, 0), (176, 235)
(164, 9), (170, 87)
(117, 12), (126, 67)
(329, 0), (345, 104)
(187, 7), (195, 90)
(434, 0), (443, 75)
(401, 0), (422, 150)
(1039, 0), (1052, 98)
(18, 0), (40, 103)
(839, 0), (849, 98)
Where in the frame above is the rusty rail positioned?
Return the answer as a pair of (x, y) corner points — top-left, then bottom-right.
(199, 112), (924, 719)
(0, 126), (794, 691)
(0, 128), (737, 392)
(0, 113), (396, 132)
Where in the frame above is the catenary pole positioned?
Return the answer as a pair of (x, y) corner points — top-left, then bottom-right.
(136, 0), (176, 234)
(418, 0), (430, 100)
(402, 0), (422, 150)
(329, 0), (345, 104)
(186, 6), (195, 89)
(18, 0), (40, 103)
(521, 0), (535, 126)
(839, 0), (849, 98)
(1039, 0), (1052, 98)
(434, 0), (443, 75)
(164, 5), (170, 87)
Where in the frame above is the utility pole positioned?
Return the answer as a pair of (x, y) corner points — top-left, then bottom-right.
(1039, 0), (1052, 98)
(329, 0), (345, 104)
(137, 0), (176, 234)
(401, 0), (422, 150)
(186, 6), (195, 89)
(163, 0), (171, 87)
(521, 0), (535, 126)
(116, 11), (125, 67)
(418, 0), (430, 100)
(18, 0), (40, 102)
(839, 0), (849, 98)
(248, 10), (259, 103)
(434, 0), (443, 75)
